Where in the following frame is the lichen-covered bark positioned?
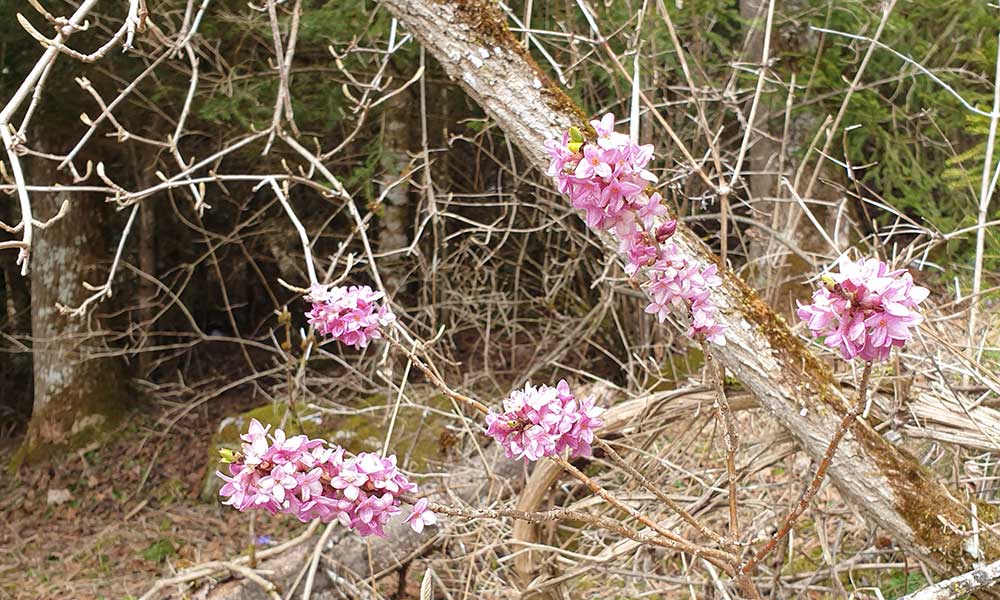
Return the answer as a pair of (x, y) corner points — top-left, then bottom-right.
(19, 157), (127, 464)
(379, 0), (997, 578)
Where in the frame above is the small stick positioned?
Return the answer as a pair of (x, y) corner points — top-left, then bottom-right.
(422, 498), (735, 572)
(248, 512), (257, 569)
(552, 455), (736, 570)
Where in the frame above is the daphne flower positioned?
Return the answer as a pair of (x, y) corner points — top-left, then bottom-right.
(592, 113), (631, 149)
(306, 284), (395, 349)
(600, 175), (643, 210)
(544, 132), (575, 178)
(485, 380), (604, 461)
(636, 193), (668, 229)
(575, 144), (614, 179)
(655, 219), (677, 243)
(624, 235), (658, 276)
(546, 115), (726, 346)
(240, 418), (271, 467)
(404, 498), (438, 534)
(330, 463), (368, 501)
(218, 422), (426, 538)
(796, 256), (928, 361)
(257, 462), (297, 507)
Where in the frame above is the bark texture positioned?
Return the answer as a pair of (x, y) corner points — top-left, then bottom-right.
(378, 0), (997, 578)
(20, 158), (128, 463)
(899, 559), (1000, 600)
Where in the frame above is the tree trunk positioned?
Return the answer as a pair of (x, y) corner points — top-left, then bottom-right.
(17, 157), (128, 464)
(377, 0), (997, 579)
(379, 91), (414, 296)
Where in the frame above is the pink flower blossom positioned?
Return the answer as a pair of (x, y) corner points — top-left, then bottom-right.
(306, 284), (395, 349)
(575, 144), (615, 179)
(403, 498), (438, 534)
(217, 419), (429, 538)
(485, 380), (604, 461)
(546, 115), (726, 345)
(592, 113), (632, 150)
(796, 256), (928, 361)
(544, 132), (575, 181)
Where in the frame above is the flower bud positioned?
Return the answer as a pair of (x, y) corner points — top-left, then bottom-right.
(655, 220), (677, 243)
(218, 447), (238, 464)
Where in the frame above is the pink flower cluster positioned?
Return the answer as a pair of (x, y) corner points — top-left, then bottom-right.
(644, 245), (727, 345)
(546, 114), (726, 345)
(218, 419), (434, 537)
(485, 380), (604, 461)
(306, 283), (395, 349)
(796, 256), (929, 361)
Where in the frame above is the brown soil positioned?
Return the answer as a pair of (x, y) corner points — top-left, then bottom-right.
(0, 392), (303, 600)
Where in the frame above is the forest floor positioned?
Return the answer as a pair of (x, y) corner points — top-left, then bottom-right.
(0, 391), (312, 600)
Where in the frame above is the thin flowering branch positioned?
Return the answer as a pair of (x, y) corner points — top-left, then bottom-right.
(733, 259), (929, 572)
(703, 344), (740, 544)
(797, 256), (928, 362)
(485, 380), (603, 461)
(592, 438), (725, 547)
(550, 455), (736, 570)
(217, 419), (436, 538)
(740, 361), (874, 576)
(305, 284), (395, 350)
(384, 336), (489, 414)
